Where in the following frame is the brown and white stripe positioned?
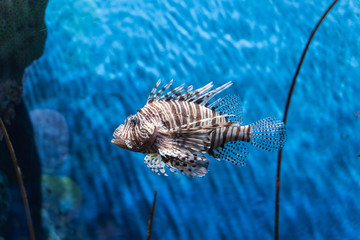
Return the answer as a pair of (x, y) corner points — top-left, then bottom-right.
(112, 80), (287, 177)
(139, 100), (251, 153)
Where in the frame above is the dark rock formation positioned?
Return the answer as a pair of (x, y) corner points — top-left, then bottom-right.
(0, 0), (48, 79)
(0, 0), (49, 239)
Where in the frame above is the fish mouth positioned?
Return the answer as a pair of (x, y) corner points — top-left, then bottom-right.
(112, 138), (137, 151)
(111, 138), (125, 148)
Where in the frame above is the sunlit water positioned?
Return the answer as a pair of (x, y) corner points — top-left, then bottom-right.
(18, 0), (360, 239)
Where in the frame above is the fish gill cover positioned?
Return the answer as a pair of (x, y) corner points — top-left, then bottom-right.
(4, 0), (359, 239)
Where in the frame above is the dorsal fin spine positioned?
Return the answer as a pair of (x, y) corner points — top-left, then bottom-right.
(147, 79), (161, 103)
(147, 80), (232, 105)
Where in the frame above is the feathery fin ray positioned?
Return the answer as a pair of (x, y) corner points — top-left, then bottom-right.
(209, 95), (244, 124)
(250, 117), (287, 152)
(147, 80), (232, 105)
(144, 154), (168, 176)
(165, 155), (209, 177)
(211, 141), (249, 166)
(156, 128), (211, 154)
(114, 80), (287, 178)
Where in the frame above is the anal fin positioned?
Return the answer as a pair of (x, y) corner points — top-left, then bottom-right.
(211, 141), (249, 166)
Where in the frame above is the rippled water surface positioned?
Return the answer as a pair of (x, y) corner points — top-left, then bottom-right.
(16, 0), (360, 239)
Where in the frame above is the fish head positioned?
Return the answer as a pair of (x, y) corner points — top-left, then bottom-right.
(111, 113), (157, 153)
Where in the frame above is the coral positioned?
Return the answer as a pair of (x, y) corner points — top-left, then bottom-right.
(42, 174), (82, 212)
(29, 109), (69, 172)
(41, 174), (83, 239)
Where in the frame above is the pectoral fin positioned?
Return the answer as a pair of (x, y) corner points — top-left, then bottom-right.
(144, 154), (167, 176)
(163, 154), (209, 177)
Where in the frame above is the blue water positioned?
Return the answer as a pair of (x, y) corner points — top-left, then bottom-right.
(19, 0), (360, 239)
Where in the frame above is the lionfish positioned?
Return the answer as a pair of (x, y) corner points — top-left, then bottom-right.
(111, 80), (286, 177)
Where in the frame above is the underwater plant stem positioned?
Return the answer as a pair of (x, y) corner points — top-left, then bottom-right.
(0, 118), (36, 240)
(147, 190), (157, 240)
(274, 0), (339, 239)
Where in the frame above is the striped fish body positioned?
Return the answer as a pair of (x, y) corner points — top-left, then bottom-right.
(112, 80), (286, 177)
(140, 101), (251, 153)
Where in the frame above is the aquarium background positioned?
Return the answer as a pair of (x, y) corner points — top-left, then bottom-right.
(1, 0), (360, 239)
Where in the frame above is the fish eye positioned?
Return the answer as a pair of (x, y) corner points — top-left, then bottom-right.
(129, 116), (137, 125)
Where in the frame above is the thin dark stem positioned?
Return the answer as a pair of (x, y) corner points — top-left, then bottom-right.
(274, 0), (339, 239)
(0, 118), (36, 240)
(147, 190), (157, 240)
